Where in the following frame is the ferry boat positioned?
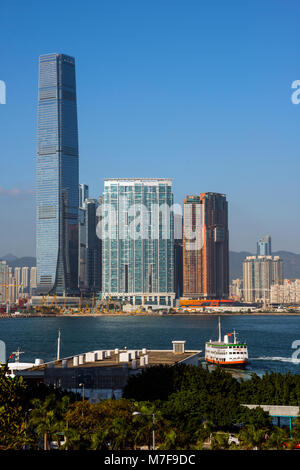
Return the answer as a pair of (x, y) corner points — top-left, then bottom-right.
(205, 317), (248, 368)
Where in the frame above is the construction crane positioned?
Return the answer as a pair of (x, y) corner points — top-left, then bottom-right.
(0, 282), (24, 313)
(92, 292), (104, 314)
(60, 296), (67, 314)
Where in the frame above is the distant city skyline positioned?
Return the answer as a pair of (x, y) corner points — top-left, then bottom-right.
(1, 1), (300, 256)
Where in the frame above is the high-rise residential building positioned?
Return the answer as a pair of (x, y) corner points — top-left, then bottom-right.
(22, 267), (29, 292)
(0, 261), (9, 304)
(14, 267), (22, 298)
(229, 278), (243, 301)
(30, 267), (37, 290)
(182, 193), (229, 299)
(101, 178), (175, 306)
(78, 184), (102, 294)
(270, 279), (300, 305)
(36, 53), (79, 295)
(14, 267), (21, 288)
(257, 235), (272, 256)
(8, 268), (15, 303)
(243, 255), (283, 303)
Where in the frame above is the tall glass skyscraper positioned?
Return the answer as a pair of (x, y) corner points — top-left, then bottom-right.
(36, 54), (79, 295)
(101, 178), (175, 306)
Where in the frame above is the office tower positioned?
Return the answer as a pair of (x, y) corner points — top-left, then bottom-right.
(257, 235), (272, 256)
(78, 186), (101, 294)
(78, 188), (88, 292)
(173, 210), (183, 298)
(101, 178), (175, 306)
(243, 255), (283, 303)
(36, 53), (79, 295)
(30, 267), (37, 290)
(182, 193), (229, 299)
(174, 238), (183, 298)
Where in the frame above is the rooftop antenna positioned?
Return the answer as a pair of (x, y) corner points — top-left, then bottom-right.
(57, 329), (61, 361)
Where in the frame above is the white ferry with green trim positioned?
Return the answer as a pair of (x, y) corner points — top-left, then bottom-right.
(205, 317), (248, 368)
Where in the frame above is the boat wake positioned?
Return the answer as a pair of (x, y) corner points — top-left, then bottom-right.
(250, 356), (300, 364)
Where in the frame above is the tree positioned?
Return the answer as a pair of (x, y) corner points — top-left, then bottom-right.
(264, 427), (288, 450)
(28, 394), (70, 450)
(210, 432), (230, 450)
(238, 425), (267, 450)
(0, 363), (29, 449)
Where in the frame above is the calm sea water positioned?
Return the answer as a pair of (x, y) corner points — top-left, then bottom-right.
(1, 315), (300, 375)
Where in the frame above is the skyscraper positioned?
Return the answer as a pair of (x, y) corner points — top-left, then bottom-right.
(101, 178), (175, 307)
(257, 235), (272, 256)
(78, 184), (102, 294)
(36, 53), (79, 295)
(182, 193), (229, 299)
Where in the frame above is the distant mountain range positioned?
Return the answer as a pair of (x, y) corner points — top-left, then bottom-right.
(0, 254), (36, 269)
(1, 251), (300, 282)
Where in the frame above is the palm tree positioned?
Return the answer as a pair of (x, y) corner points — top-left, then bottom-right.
(238, 425), (266, 450)
(28, 394), (68, 450)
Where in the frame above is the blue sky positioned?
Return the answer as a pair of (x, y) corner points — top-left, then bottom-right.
(1, 0), (300, 256)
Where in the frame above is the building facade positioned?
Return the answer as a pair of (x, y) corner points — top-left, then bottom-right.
(101, 178), (175, 306)
(270, 279), (300, 305)
(243, 255), (283, 303)
(229, 278), (243, 301)
(36, 53), (79, 295)
(182, 193), (229, 299)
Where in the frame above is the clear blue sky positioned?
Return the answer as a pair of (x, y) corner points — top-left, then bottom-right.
(1, 0), (300, 256)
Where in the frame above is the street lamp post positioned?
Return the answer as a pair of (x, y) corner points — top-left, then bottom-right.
(79, 383), (85, 417)
(79, 382), (85, 401)
(132, 411), (156, 450)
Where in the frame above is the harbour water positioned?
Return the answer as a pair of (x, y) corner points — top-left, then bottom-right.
(1, 315), (300, 376)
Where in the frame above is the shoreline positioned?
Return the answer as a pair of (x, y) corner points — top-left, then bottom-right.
(1, 311), (300, 318)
